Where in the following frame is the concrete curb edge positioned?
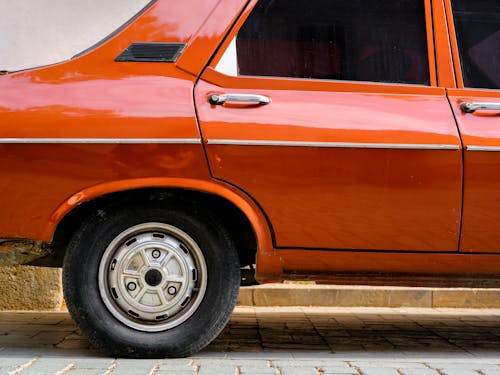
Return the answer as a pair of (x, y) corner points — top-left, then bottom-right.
(237, 284), (500, 308)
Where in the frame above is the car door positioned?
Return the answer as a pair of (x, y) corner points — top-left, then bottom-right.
(195, 0), (463, 251)
(446, 0), (500, 253)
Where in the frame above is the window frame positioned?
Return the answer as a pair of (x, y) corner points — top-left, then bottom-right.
(208, 0), (439, 90)
(444, 0), (465, 88)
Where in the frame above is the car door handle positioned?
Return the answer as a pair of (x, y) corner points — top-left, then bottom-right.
(208, 93), (271, 106)
(461, 102), (500, 113)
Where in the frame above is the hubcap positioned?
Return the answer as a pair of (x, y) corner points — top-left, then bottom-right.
(98, 223), (207, 332)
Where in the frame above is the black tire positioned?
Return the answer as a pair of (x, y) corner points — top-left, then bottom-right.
(62, 204), (240, 358)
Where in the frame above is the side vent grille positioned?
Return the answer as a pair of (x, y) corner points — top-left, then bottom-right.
(115, 42), (185, 62)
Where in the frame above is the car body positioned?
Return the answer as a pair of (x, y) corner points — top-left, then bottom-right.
(0, 0), (498, 357)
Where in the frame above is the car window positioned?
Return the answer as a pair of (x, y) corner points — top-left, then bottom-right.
(216, 0), (430, 85)
(451, 0), (500, 89)
(0, 0), (150, 73)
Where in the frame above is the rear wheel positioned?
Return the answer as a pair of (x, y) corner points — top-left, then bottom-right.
(62, 205), (240, 358)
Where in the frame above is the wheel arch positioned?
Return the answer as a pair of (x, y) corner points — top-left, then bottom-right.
(44, 178), (278, 277)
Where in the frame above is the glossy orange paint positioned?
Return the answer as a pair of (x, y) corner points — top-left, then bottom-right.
(441, 0), (500, 253)
(443, 0), (464, 89)
(176, 0), (251, 76)
(195, 77), (463, 251)
(0, 0), (498, 283)
(0, 143), (207, 235)
(192, 0), (496, 278)
(279, 250), (500, 276)
(448, 89), (500, 253)
(0, 0), (254, 240)
(432, 0), (456, 87)
(46, 177), (275, 262)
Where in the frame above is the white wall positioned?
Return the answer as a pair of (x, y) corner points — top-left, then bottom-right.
(215, 37), (238, 76)
(0, 0), (149, 72)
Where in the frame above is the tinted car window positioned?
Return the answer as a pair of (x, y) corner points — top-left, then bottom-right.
(234, 0), (429, 85)
(452, 0), (500, 89)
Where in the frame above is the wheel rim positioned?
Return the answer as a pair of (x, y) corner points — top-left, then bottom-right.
(98, 222), (208, 332)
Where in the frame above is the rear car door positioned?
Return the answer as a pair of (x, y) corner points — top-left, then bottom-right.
(446, 0), (500, 253)
(195, 0), (463, 251)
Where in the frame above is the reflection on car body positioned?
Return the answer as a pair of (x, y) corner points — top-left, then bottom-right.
(0, 0), (499, 358)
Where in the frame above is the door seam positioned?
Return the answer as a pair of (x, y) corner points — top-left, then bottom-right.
(446, 88), (465, 253)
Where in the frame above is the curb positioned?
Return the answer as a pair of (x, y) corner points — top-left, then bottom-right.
(237, 284), (500, 308)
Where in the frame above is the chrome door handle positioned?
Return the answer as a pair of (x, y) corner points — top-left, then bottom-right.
(461, 102), (500, 113)
(209, 93), (271, 105)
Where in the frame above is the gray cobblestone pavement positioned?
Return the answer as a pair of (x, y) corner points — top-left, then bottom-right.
(0, 307), (498, 374)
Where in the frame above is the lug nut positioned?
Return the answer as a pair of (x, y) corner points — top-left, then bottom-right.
(127, 282), (137, 291)
(167, 286), (177, 296)
(152, 249), (161, 259)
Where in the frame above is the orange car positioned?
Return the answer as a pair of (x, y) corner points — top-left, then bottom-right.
(0, 0), (499, 358)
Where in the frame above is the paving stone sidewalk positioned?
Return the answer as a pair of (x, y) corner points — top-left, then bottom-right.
(0, 307), (498, 374)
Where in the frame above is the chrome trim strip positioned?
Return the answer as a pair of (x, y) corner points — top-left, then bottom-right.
(467, 145), (500, 152)
(207, 139), (459, 150)
(0, 138), (201, 144)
